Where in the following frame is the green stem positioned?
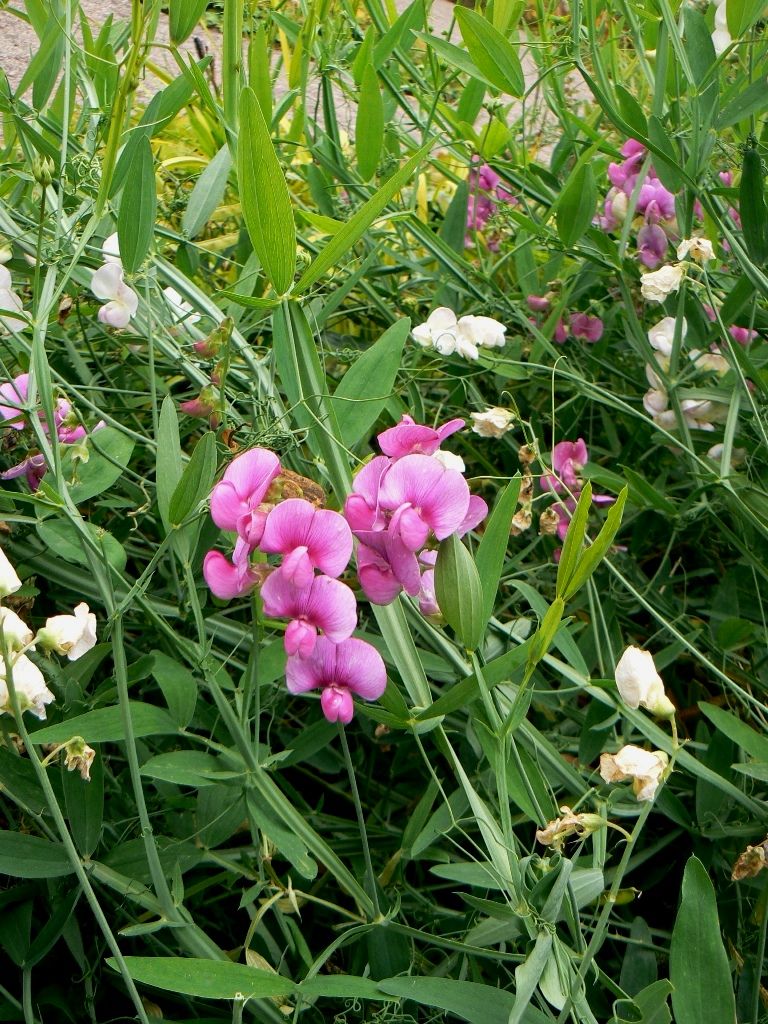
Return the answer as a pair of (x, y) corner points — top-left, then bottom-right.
(752, 873), (768, 1024)
(223, 0), (244, 131)
(21, 969), (33, 1024)
(338, 724), (381, 920)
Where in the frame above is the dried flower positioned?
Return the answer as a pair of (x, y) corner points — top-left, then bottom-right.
(600, 745), (669, 801)
(470, 407), (515, 438)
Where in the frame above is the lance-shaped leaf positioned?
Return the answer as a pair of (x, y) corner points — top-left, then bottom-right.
(237, 86), (296, 295)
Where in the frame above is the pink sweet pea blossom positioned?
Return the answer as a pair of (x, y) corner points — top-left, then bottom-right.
(527, 295), (550, 312)
(203, 550), (263, 599)
(357, 542), (406, 605)
(260, 498), (353, 588)
(730, 325), (758, 346)
(0, 373), (28, 429)
(554, 319), (569, 344)
(286, 636), (387, 724)
(637, 224), (669, 269)
(0, 453), (46, 490)
(210, 447), (281, 555)
(569, 313), (604, 343)
(260, 572), (358, 657)
(377, 454), (471, 548)
(549, 439), (588, 493)
(377, 415), (464, 459)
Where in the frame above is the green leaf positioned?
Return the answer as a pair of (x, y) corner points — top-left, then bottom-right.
(435, 534), (485, 651)
(331, 319), (410, 446)
(562, 486), (627, 600)
(698, 703), (768, 761)
(373, 0), (424, 67)
(31, 703), (178, 745)
(669, 856), (735, 1024)
(356, 64), (384, 181)
(727, 0), (765, 38)
(717, 76), (768, 128)
(416, 32), (496, 91)
(36, 519), (126, 574)
(377, 976), (549, 1024)
(140, 751), (222, 787)
(475, 476), (521, 627)
(740, 143), (768, 265)
(555, 483), (593, 598)
(248, 25), (273, 121)
(68, 428), (135, 504)
(0, 832), (73, 879)
(63, 742), (103, 857)
(556, 163), (597, 247)
(169, 0), (209, 45)
(246, 792), (317, 880)
(107, 957), (294, 1000)
(151, 652), (198, 728)
(156, 396), (183, 535)
(454, 8), (524, 96)
(352, 25), (376, 86)
(237, 86), (296, 295)
(168, 431), (217, 526)
(647, 117), (684, 193)
(182, 145), (232, 239)
(615, 85), (648, 138)
(294, 137), (434, 295)
(117, 136), (156, 274)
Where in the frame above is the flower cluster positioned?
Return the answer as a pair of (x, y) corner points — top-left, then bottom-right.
(344, 416), (487, 613)
(412, 307), (507, 361)
(202, 448), (386, 724)
(466, 161), (517, 248)
(542, 438), (614, 542)
(526, 295), (604, 346)
(600, 139), (677, 269)
(0, 548), (97, 720)
(0, 371), (103, 490)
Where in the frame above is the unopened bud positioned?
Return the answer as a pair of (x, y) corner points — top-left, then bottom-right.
(32, 155), (54, 187)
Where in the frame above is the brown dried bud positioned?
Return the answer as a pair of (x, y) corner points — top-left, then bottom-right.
(518, 473), (534, 504)
(511, 508), (532, 535)
(732, 839), (768, 880)
(271, 470), (326, 507)
(539, 507), (560, 536)
(518, 444), (536, 466)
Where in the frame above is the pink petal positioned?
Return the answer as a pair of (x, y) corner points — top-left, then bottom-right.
(280, 545), (314, 588)
(349, 456), (390, 509)
(222, 447), (281, 502)
(321, 686), (354, 724)
(210, 480), (244, 532)
(389, 504), (430, 551)
(261, 499), (352, 578)
(458, 494), (488, 536)
(332, 636), (387, 700)
(378, 454), (470, 540)
(261, 572), (357, 644)
(357, 543), (403, 604)
(285, 618), (318, 657)
(0, 373), (29, 429)
(203, 550), (259, 599)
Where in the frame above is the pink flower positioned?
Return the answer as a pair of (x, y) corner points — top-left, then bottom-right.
(260, 572), (357, 657)
(344, 456), (390, 533)
(527, 295), (550, 312)
(260, 498), (353, 588)
(637, 223), (669, 269)
(377, 415), (464, 459)
(0, 373), (29, 429)
(636, 178), (675, 221)
(286, 636), (387, 724)
(554, 319), (569, 344)
(730, 325), (757, 346)
(569, 313), (604, 343)
(545, 438), (588, 494)
(1, 453), (46, 490)
(357, 542), (406, 604)
(378, 454), (471, 548)
(203, 550), (262, 599)
(210, 447), (281, 552)
(458, 494), (489, 536)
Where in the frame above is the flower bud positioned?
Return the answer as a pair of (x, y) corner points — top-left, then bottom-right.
(614, 645), (675, 719)
(32, 155), (54, 187)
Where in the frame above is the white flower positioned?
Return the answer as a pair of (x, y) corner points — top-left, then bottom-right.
(640, 264), (684, 303)
(38, 603), (97, 661)
(163, 287), (201, 325)
(412, 307), (459, 349)
(471, 407), (515, 438)
(102, 232), (122, 266)
(648, 316), (686, 357)
(0, 266), (26, 332)
(689, 349), (729, 374)
(433, 449), (465, 473)
(91, 264), (139, 328)
(599, 745), (669, 801)
(0, 654), (54, 719)
(677, 237), (715, 263)
(643, 388), (669, 417)
(0, 548), (22, 598)
(712, 27), (732, 53)
(412, 307), (506, 361)
(0, 608), (34, 652)
(615, 645), (675, 718)
(459, 314), (507, 349)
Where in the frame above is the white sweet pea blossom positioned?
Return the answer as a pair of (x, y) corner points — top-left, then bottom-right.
(600, 745), (669, 801)
(640, 264), (684, 303)
(91, 264), (139, 328)
(102, 232), (122, 266)
(433, 449), (465, 473)
(0, 548), (22, 598)
(471, 407), (515, 438)
(615, 646), (675, 718)
(711, 0), (732, 54)
(677, 237), (715, 263)
(0, 266), (25, 332)
(37, 603), (97, 661)
(689, 349), (729, 374)
(412, 308), (507, 361)
(0, 654), (54, 719)
(648, 316), (686, 357)
(0, 608), (34, 652)
(163, 287), (201, 325)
